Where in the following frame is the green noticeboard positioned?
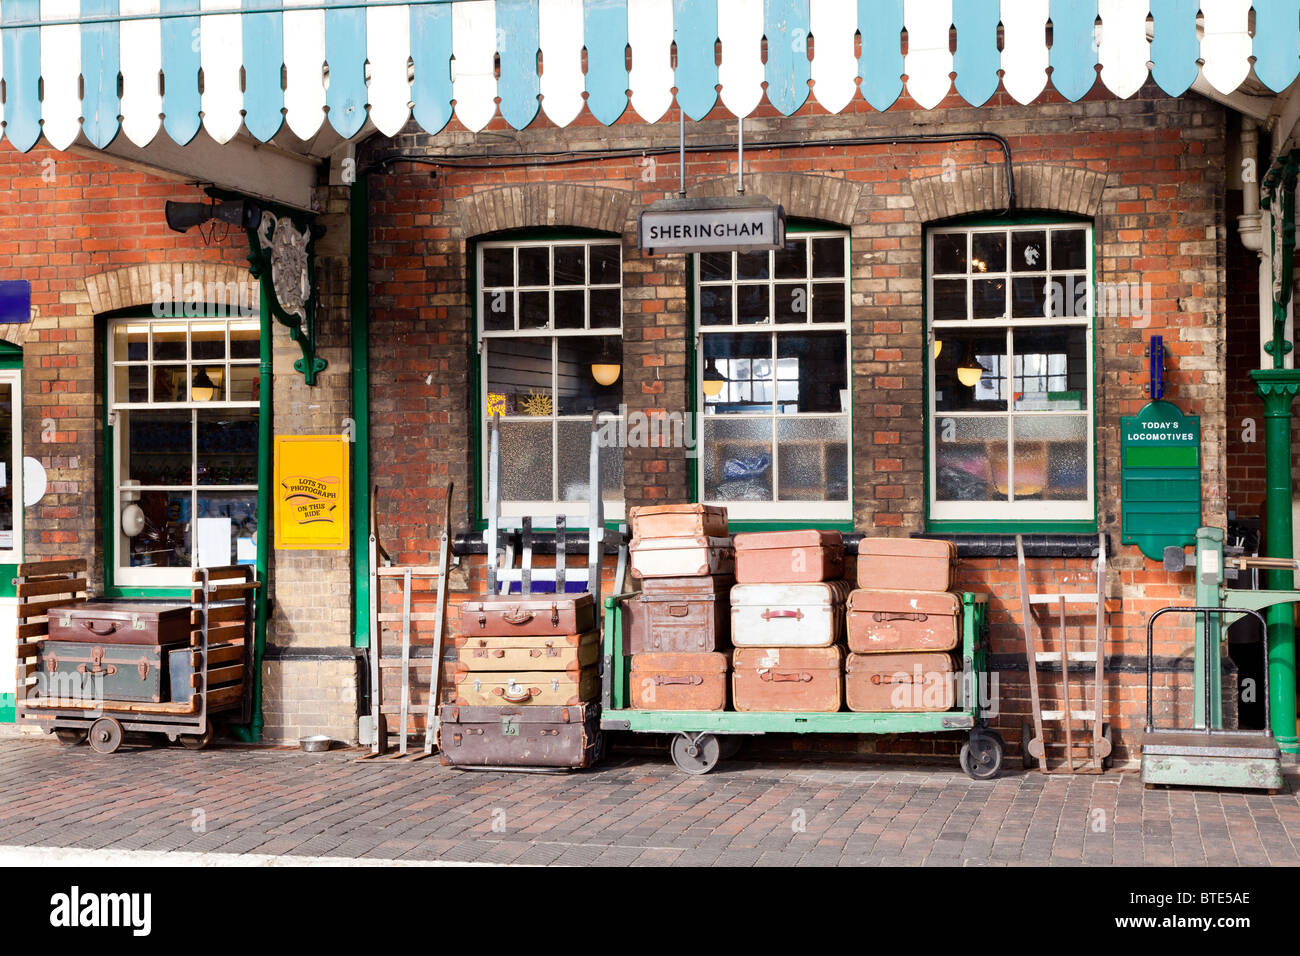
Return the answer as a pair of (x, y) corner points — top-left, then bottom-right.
(1121, 400), (1202, 561)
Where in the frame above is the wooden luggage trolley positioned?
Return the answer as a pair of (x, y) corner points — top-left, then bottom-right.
(15, 560), (257, 754)
(365, 482), (456, 758)
(600, 589), (1000, 778)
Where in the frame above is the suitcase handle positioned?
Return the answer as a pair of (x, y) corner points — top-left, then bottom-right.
(761, 609), (804, 621)
(668, 605), (690, 617)
(502, 606), (536, 626)
(496, 684), (540, 703)
(872, 611), (928, 623)
(871, 673), (920, 685)
(654, 675), (703, 686)
(81, 621), (119, 636)
(759, 670), (812, 683)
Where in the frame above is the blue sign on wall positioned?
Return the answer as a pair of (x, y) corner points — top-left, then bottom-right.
(0, 281), (30, 323)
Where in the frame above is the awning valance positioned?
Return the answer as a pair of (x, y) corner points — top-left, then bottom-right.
(0, 0), (1295, 153)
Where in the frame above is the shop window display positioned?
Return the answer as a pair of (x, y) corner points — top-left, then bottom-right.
(108, 317), (260, 587)
(928, 223), (1094, 523)
(478, 238), (624, 520)
(695, 230), (851, 522)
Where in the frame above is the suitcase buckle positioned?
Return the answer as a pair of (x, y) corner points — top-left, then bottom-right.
(501, 716), (518, 736)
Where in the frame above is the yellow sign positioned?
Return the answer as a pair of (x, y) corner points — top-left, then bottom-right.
(274, 436), (350, 550)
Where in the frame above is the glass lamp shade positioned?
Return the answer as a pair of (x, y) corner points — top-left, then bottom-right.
(702, 356), (727, 397)
(191, 367), (217, 402)
(591, 362), (621, 386)
(956, 360), (985, 388)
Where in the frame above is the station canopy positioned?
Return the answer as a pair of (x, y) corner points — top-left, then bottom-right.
(0, 0), (1296, 154)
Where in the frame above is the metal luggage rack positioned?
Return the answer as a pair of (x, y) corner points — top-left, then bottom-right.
(15, 560), (257, 754)
(599, 591), (1002, 778)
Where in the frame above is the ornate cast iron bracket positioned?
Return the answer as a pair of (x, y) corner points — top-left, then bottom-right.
(1261, 150), (1299, 368)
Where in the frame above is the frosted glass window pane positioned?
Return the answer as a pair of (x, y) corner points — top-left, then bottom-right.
(777, 417), (848, 501)
(498, 421), (554, 500)
(933, 416), (1006, 502)
(1012, 415), (1088, 501)
(558, 420), (624, 502)
(704, 418), (773, 501)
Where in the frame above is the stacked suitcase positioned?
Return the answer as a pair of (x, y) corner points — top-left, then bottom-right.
(845, 539), (961, 712)
(627, 505), (733, 711)
(730, 531), (849, 713)
(439, 593), (602, 769)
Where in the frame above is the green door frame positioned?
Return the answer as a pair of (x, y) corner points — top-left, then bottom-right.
(0, 340), (22, 722)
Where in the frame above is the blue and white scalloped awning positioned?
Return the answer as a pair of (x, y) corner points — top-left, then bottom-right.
(1, 0), (1297, 152)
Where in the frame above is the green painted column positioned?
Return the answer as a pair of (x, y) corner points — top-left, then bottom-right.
(1251, 369), (1300, 753)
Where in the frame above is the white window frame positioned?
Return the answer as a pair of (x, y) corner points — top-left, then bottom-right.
(476, 237), (625, 523)
(0, 368), (23, 564)
(108, 316), (261, 587)
(927, 222), (1095, 523)
(694, 228), (853, 523)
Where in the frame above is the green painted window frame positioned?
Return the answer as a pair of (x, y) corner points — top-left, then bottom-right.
(0, 342), (22, 601)
(688, 219), (855, 533)
(469, 227), (625, 531)
(100, 310), (268, 598)
(922, 212), (1098, 535)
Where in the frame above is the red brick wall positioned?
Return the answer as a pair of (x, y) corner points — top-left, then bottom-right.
(363, 84), (1230, 763)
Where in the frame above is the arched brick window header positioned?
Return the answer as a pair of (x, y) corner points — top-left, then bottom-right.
(85, 263), (257, 316)
(911, 164), (1108, 223)
(457, 184), (633, 238)
(691, 173), (862, 227)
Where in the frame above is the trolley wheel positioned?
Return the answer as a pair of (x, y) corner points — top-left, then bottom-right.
(590, 731), (605, 767)
(669, 732), (721, 775)
(960, 728), (1004, 780)
(178, 723), (213, 750)
(719, 735), (745, 760)
(88, 717), (124, 755)
(55, 728), (87, 746)
(1021, 721), (1035, 769)
(1101, 723), (1113, 770)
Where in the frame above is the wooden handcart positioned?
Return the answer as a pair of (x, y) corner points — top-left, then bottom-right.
(15, 560), (258, 754)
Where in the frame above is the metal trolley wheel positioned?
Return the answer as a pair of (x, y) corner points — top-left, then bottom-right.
(54, 728), (87, 746)
(177, 722), (214, 751)
(670, 732), (722, 775)
(1021, 720), (1036, 770)
(960, 728), (1004, 780)
(88, 717), (124, 755)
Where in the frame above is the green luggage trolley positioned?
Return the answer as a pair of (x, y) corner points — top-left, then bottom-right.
(599, 591), (1003, 778)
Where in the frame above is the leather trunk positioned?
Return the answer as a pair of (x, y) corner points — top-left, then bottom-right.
(458, 593), (595, 637)
(37, 641), (169, 702)
(632, 575), (733, 653)
(438, 703), (601, 769)
(452, 663), (599, 706)
(167, 641), (244, 705)
(629, 536), (734, 579)
(845, 652), (958, 712)
(731, 580), (850, 647)
(732, 646), (843, 713)
(453, 629), (600, 671)
(47, 603), (191, 646)
(628, 504), (729, 539)
(629, 652), (729, 710)
(846, 589), (961, 653)
(857, 538), (956, 591)
(732, 530), (845, 583)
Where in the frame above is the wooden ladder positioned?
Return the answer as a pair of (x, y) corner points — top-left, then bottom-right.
(366, 481), (456, 759)
(1017, 533), (1111, 773)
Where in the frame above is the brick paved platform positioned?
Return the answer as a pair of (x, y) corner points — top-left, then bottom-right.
(1, 738), (1297, 866)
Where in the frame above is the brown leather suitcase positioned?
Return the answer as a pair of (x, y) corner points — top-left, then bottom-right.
(47, 603), (191, 646)
(629, 652), (729, 710)
(846, 589), (961, 653)
(732, 530), (845, 584)
(845, 652), (957, 712)
(857, 538), (956, 591)
(632, 575), (733, 653)
(732, 646), (843, 712)
(453, 629), (600, 671)
(438, 703), (601, 770)
(452, 663), (599, 706)
(628, 504), (729, 539)
(459, 593), (596, 637)
(629, 536), (734, 579)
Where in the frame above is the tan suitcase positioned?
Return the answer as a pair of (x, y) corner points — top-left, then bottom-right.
(732, 646), (843, 713)
(733, 530), (844, 584)
(856, 538), (956, 591)
(452, 663), (599, 706)
(629, 652), (730, 711)
(845, 652), (957, 712)
(628, 504), (729, 539)
(846, 589), (961, 653)
(452, 629), (600, 671)
(629, 536), (734, 579)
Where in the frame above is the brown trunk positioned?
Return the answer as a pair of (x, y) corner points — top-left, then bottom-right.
(733, 530), (845, 583)
(856, 539), (956, 591)
(438, 703), (600, 769)
(628, 504), (729, 538)
(632, 576), (733, 653)
(846, 589), (960, 653)
(629, 652), (730, 710)
(458, 594), (596, 636)
(844, 652), (957, 712)
(732, 646), (843, 712)
(48, 603), (191, 646)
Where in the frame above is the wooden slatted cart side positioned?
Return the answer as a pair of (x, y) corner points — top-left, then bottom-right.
(13, 559), (88, 728)
(191, 565), (259, 728)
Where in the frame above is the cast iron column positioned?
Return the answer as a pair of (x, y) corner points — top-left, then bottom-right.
(1251, 368), (1300, 752)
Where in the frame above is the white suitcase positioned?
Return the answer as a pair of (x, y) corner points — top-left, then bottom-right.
(629, 535), (734, 579)
(730, 580), (851, 647)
